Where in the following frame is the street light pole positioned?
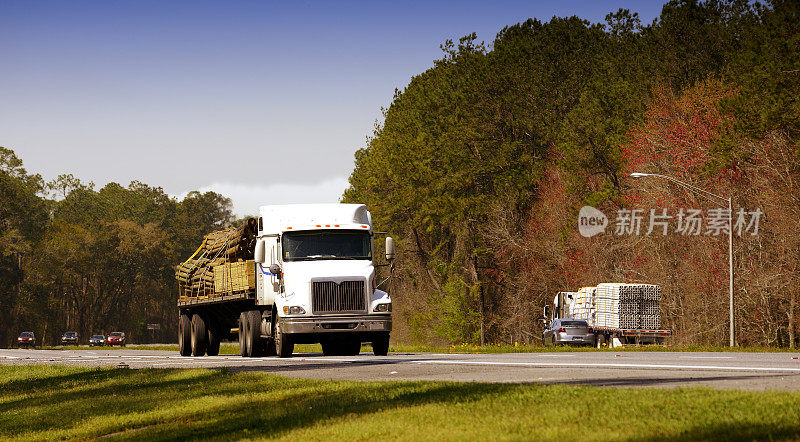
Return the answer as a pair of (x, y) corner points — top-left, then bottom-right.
(728, 197), (734, 347)
(630, 172), (735, 347)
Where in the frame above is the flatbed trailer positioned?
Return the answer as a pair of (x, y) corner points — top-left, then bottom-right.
(592, 326), (672, 347)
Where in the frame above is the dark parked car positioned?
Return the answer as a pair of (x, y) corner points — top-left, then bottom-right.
(106, 332), (126, 346)
(89, 335), (106, 346)
(17, 332), (36, 348)
(543, 319), (595, 346)
(61, 331), (79, 346)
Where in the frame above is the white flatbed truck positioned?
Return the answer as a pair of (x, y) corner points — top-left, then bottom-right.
(177, 204), (395, 358)
(548, 290), (671, 347)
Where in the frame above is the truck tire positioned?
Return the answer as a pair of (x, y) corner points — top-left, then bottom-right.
(191, 313), (207, 356)
(238, 312), (248, 357)
(179, 312), (192, 356)
(274, 320), (293, 358)
(262, 339), (277, 357)
(372, 334), (389, 356)
(261, 309), (277, 357)
(245, 310), (262, 357)
(206, 318), (221, 357)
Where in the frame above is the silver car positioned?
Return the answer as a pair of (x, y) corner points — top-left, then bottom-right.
(543, 319), (595, 346)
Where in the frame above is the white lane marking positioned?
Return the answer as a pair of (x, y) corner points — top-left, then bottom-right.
(410, 360), (800, 372)
(679, 356), (734, 359)
(534, 354), (576, 357)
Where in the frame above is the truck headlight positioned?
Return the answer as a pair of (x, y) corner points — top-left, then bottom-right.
(283, 306), (306, 315)
(373, 303), (392, 313)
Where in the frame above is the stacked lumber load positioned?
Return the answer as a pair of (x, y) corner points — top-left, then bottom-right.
(175, 218), (258, 298)
(572, 287), (595, 322)
(214, 260), (256, 293)
(595, 283), (661, 329)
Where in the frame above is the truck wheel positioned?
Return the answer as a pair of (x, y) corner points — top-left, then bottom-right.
(262, 339), (277, 357)
(191, 313), (207, 356)
(238, 312), (248, 357)
(372, 334), (389, 356)
(179, 312), (192, 356)
(274, 320), (293, 358)
(246, 310), (262, 357)
(206, 318), (221, 357)
(261, 310), (277, 357)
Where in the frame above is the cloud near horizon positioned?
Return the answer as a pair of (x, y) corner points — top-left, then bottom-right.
(174, 177), (351, 218)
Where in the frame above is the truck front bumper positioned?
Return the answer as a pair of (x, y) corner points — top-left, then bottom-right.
(281, 315), (391, 334)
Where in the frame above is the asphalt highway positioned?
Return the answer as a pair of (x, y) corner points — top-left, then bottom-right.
(2, 348), (800, 391)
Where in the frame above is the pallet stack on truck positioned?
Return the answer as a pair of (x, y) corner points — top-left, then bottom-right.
(550, 283), (671, 347)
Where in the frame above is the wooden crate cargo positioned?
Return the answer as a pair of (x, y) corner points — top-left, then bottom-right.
(213, 260), (256, 294)
(175, 218), (258, 300)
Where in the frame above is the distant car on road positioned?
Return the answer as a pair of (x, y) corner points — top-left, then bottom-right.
(543, 319), (595, 346)
(61, 331), (79, 346)
(106, 332), (126, 346)
(89, 335), (106, 346)
(17, 332), (36, 348)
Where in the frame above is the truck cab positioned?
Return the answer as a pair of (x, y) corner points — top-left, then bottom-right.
(252, 204), (393, 357)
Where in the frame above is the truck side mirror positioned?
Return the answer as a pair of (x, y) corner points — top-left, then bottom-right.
(269, 263), (282, 276)
(385, 236), (395, 261)
(254, 239), (266, 263)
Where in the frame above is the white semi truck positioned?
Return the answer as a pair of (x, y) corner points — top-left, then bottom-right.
(177, 204), (394, 358)
(547, 284), (671, 347)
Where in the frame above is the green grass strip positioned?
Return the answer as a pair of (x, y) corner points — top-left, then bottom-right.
(1, 365), (799, 441)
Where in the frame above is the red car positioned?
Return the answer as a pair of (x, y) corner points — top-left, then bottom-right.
(17, 332), (36, 348)
(106, 332), (126, 346)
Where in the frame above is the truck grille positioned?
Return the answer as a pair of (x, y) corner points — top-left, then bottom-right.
(312, 280), (366, 314)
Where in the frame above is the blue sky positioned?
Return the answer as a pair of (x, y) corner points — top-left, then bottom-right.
(0, 1), (663, 216)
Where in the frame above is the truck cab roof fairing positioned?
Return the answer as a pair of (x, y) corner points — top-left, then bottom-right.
(258, 204), (372, 234)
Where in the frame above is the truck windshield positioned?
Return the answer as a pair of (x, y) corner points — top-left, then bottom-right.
(282, 231), (371, 261)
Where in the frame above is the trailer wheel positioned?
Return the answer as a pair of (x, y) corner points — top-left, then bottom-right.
(191, 313), (207, 356)
(372, 334), (389, 356)
(596, 333), (606, 348)
(179, 312), (192, 356)
(245, 310), (262, 357)
(206, 318), (221, 357)
(274, 320), (293, 358)
(238, 312), (248, 357)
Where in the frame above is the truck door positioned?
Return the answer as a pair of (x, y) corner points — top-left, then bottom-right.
(257, 237), (282, 306)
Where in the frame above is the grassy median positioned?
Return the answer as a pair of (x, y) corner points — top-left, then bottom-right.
(1, 365), (799, 441)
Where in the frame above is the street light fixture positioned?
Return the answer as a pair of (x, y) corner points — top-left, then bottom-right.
(630, 172), (735, 347)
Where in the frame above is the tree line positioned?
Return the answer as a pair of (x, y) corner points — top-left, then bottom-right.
(0, 150), (233, 346)
(2, 0), (798, 348)
(343, 0), (800, 347)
